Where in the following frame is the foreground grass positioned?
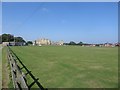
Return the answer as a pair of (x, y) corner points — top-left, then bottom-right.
(10, 46), (118, 88)
(0, 45), (2, 89)
(2, 47), (13, 88)
(2, 47), (9, 88)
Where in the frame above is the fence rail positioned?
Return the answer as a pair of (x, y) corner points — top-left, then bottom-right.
(7, 46), (46, 90)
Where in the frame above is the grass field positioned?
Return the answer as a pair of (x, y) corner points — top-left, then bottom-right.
(2, 47), (12, 88)
(0, 45), (2, 89)
(10, 46), (118, 88)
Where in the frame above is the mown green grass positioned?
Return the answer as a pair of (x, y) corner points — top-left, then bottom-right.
(10, 46), (118, 88)
(0, 45), (2, 89)
(2, 47), (13, 88)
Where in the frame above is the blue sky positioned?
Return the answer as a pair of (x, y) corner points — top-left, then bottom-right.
(0, 2), (2, 35)
(2, 2), (118, 43)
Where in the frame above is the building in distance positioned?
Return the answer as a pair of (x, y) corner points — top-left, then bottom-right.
(33, 38), (64, 46)
(34, 38), (51, 45)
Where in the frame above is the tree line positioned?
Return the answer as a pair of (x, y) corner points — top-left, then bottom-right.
(0, 34), (25, 43)
(0, 34), (85, 46)
(0, 34), (34, 45)
(64, 41), (86, 46)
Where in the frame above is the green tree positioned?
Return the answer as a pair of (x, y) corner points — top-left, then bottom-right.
(15, 37), (25, 42)
(69, 41), (76, 45)
(77, 42), (83, 46)
(26, 41), (33, 45)
(2, 34), (14, 42)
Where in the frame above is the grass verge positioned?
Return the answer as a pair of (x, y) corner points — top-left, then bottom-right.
(2, 47), (13, 88)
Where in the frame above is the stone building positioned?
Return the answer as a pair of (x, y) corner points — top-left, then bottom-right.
(34, 38), (64, 46)
(34, 38), (51, 45)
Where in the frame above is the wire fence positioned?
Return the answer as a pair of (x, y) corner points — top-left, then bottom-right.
(7, 46), (47, 90)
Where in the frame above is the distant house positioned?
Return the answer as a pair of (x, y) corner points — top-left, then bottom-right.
(115, 43), (120, 47)
(51, 40), (64, 45)
(104, 43), (113, 47)
(82, 44), (91, 47)
(90, 44), (96, 47)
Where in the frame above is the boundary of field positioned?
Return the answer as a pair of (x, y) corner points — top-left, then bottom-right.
(6, 46), (47, 90)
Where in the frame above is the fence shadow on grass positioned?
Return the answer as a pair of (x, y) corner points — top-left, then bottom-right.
(6, 46), (47, 90)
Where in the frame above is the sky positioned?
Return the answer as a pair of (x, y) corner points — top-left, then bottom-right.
(0, 2), (2, 35)
(2, 2), (118, 43)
